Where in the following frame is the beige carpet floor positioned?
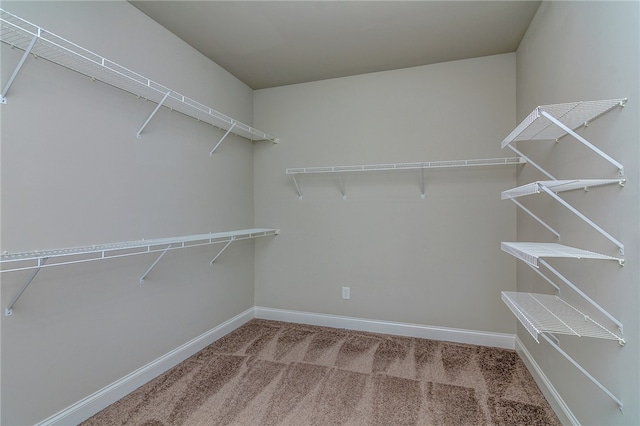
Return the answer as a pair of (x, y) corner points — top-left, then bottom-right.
(82, 319), (561, 425)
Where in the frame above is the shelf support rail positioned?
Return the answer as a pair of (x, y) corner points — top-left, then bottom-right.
(509, 198), (561, 240)
(506, 145), (556, 180)
(540, 333), (623, 411)
(540, 110), (624, 177)
(0, 33), (38, 104)
(209, 122), (237, 156)
(5, 257), (47, 316)
(538, 258), (624, 339)
(136, 91), (171, 138)
(139, 243), (172, 283)
(539, 185), (624, 256)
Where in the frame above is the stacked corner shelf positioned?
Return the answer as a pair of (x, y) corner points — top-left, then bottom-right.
(0, 9), (277, 152)
(499, 98), (627, 410)
(0, 228), (279, 316)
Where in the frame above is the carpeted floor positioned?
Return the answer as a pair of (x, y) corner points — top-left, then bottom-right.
(82, 319), (561, 425)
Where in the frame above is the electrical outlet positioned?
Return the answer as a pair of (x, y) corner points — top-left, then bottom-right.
(342, 286), (350, 300)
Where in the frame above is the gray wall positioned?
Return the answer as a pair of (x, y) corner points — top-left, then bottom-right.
(253, 53), (519, 333)
(0, 2), (262, 424)
(516, 2), (639, 424)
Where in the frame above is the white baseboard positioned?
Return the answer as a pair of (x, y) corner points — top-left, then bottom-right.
(254, 306), (516, 349)
(515, 337), (579, 426)
(37, 306), (517, 425)
(36, 307), (255, 426)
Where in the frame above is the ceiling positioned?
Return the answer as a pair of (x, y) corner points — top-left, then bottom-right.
(129, 1), (541, 90)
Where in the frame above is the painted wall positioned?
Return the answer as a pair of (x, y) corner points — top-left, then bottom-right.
(253, 54), (518, 333)
(0, 2), (264, 424)
(516, 2), (639, 424)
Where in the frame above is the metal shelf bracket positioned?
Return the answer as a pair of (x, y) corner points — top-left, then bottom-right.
(137, 91), (170, 138)
(210, 122), (237, 156)
(5, 257), (47, 316)
(539, 185), (624, 255)
(210, 238), (234, 265)
(540, 110), (625, 177)
(338, 176), (347, 200)
(139, 243), (172, 283)
(1, 33), (37, 104)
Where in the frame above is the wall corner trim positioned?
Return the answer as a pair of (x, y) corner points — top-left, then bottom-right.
(254, 306), (516, 349)
(35, 307), (255, 426)
(515, 337), (580, 426)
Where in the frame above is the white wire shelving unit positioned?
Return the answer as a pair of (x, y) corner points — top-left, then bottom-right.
(0, 9), (277, 154)
(500, 98), (628, 411)
(501, 98), (626, 178)
(0, 228), (279, 316)
(286, 157), (525, 199)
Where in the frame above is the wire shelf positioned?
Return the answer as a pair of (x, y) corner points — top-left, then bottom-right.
(286, 157), (525, 175)
(501, 242), (622, 268)
(502, 98), (626, 148)
(501, 292), (624, 344)
(0, 228), (279, 273)
(0, 9), (277, 143)
(502, 179), (625, 200)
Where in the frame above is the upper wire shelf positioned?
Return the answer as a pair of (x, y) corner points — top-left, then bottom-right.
(0, 9), (277, 143)
(286, 157), (525, 175)
(501, 291), (624, 344)
(286, 157), (525, 199)
(501, 242), (623, 268)
(502, 98), (626, 148)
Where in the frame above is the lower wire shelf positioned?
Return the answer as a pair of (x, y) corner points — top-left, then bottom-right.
(502, 291), (625, 410)
(1, 228), (279, 316)
(501, 291), (624, 344)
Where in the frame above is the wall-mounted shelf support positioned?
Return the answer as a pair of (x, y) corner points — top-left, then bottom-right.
(523, 261), (560, 292)
(1, 228), (279, 315)
(139, 243), (172, 283)
(509, 198), (561, 240)
(0, 32), (37, 104)
(338, 176), (347, 200)
(4, 257), (47, 316)
(210, 122), (237, 156)
(540, 333), (623, 412)
(137, 91), (170, 139)
(505, 145), (555, 180)
(209, 239), (233, 265)
(286, 157), (525, 199)
(502, 292), (624, 410)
